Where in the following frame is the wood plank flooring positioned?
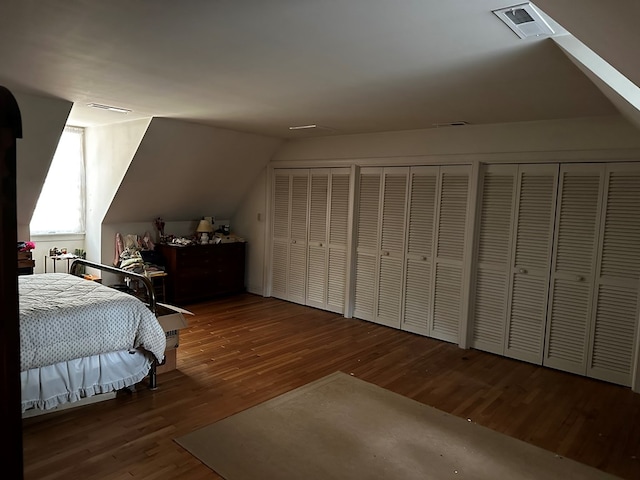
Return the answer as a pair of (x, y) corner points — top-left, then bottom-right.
(22, 293), (640, 479)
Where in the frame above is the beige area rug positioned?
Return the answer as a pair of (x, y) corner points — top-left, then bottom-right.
(175, 372), (618, 480)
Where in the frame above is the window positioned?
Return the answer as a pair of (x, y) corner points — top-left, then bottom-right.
(30, 126), (85, 235)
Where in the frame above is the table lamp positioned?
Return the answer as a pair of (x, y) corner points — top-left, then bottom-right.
(196, 219), (213, 244)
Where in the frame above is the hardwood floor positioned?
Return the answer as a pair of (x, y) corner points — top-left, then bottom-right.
(23, 293), (640, 479)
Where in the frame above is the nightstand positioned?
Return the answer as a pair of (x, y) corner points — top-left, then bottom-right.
(18, 251), (35, 275)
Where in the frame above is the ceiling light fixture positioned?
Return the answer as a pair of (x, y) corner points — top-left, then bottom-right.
(87, 103), (132, 113)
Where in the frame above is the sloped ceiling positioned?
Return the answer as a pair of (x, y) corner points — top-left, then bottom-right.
(104, 117), (281, 223)
(535, 0), (640, 91)
(13, 93), (72, 233)
(3, 1), (640, 239)
(0, 1), (624, 138)
(552, 35), (640, 131)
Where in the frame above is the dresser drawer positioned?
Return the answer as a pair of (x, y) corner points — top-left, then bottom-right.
(158, 242), (246, 305)
(18, 258), (35, 268)
(18, 251), (34, 267)
(18, 250), (35, 274)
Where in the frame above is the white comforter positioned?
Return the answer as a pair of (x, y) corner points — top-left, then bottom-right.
(18, 273), (166, 371)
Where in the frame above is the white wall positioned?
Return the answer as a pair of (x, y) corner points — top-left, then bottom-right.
(273, 115), (640, 162)
(236, 115), (640, 296)
(96, 117), (281, 279)
(104, 117), (282, 224)
(101, 220), (198, 267)
(231, 168), (268, 294)
(29, 234), (85, 274)
(85, 119), (152, 264)
(86, 117), (279, 267)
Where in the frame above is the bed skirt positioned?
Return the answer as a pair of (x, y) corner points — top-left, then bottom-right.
(21, 349), (152, 413)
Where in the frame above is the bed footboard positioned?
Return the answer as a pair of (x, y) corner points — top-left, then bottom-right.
(69, 258), (160, 389)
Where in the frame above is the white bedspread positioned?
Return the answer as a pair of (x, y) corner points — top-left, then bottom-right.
(18, 273), (167, 371)
(21, 350), (152, 413)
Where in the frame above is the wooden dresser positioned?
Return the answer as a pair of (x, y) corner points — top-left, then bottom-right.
(158, 242), (246, 305)
(17, 251), (35, 275)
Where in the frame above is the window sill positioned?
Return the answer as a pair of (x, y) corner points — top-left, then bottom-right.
(31, 233), (85, 242)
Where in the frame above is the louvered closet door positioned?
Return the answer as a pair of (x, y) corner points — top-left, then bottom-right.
(353, 169), (382, 321)
(505, 164), (558, 364)
(326, 169), (351, 314)
(587, 164), (640, 386)
(401, 166), (438, 336)
(376, 167), (408, 328)
(430, 165), (471, 343)
(470, 165), (517, 355)
(306, 170), (329, 309)
(544, 164), (603, 375)
(271, 172), (291, 300)
(287, 171), (309, 305)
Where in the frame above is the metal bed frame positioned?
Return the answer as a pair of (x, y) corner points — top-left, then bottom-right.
(69, 258), (161, 389)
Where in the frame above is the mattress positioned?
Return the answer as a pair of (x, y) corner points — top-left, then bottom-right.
(18, 273), (166, 371)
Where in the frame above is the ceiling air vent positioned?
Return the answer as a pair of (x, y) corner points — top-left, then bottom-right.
(432, 121), (469, 128)
(288, 124), (336, 135)
(493, 3), (555, 39)
(87, 103), (131, 113)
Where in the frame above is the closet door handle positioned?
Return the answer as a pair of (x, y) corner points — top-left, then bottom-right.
(518, 268), (527, 274)
(383, 251), (390, 256)
(576, 275), (585, 282)
(291, 239), (296, 244)
(421, 256), (427, 261)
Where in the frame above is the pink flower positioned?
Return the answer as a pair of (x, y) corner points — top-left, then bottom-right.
(20, 241), (36, 251)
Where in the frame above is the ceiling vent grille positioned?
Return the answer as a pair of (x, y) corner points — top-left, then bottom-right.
(432, 121), (469, 128)
(287, 124), (336, 135)
(493, 3), (555, 39)
(87, 103), (131, 113)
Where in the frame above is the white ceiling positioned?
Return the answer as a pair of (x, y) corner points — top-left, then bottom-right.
(0, 0), (633, 139)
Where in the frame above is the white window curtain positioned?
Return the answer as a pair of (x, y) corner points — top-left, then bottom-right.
(30, 126), (86, 235)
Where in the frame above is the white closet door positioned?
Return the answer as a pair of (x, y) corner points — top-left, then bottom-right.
(271, 172), (291, 300)
(376, 168), (408, 328)
(353, 169), (382, 321)
(587, 164), (640, 386)
(544, 164), (603, 375)
(287, 171), (309, 305)
(326, 169), (351, 314)
(430, 166), (470, 343)
(306, 170), (329, 309)
(470, 165), (517, 355)
(401, 166), (438, 336)
(505, 164), (558, 364)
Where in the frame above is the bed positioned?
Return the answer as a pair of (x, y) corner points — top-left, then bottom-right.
(19, 259), (167, 415)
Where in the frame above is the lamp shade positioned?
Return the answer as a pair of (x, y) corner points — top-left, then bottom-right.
(196, 219), (213, 233)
